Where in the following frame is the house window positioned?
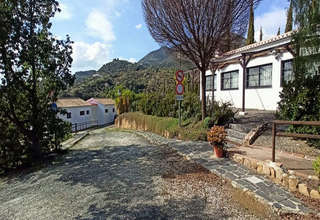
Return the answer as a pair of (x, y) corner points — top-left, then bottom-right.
(67, 112), (72, 119)
(221, 70), (239, 90)
(80, 111), (85, 116)
(86, 110), (90, 115)
(205, 74), (217, 91)
(281, 60), (293, 86)
(105, 109), (108, 113)
(247, 64), (272, 88)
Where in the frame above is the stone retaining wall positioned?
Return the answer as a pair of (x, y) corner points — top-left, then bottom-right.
(230, 153), (320, 200)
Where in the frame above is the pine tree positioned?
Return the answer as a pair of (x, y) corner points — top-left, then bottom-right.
(277, 27), (281, 35)
(259, 27), (263, 41)
(246, 0), (255, 45)
(285, 0), (293, 32)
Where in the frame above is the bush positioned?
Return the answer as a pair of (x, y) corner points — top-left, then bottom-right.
(207, 101), (237, 126)
(117, 112), (208, 141)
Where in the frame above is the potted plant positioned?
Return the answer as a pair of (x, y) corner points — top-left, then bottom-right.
(207, 126), (227, 158)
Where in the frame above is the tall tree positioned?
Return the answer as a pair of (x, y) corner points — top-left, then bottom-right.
(0, 0), (74, 168)
(246, 0), (255, 45)
(259, 26), (263, 41)
(142, 0), (260, 120)
(285, 0), (293, 32)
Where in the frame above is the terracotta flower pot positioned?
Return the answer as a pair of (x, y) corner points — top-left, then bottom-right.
(213, 145), (224, 158)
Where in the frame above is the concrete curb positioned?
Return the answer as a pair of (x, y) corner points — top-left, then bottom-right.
(62, 132), (89, 150)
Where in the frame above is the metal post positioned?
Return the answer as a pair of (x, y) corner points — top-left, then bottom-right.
(242, 54), (246, 113)
(272, 122), (276, 162)
(179, 100), (182, 127)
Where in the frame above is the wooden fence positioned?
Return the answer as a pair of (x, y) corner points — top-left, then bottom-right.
(272, 120), (320, 162)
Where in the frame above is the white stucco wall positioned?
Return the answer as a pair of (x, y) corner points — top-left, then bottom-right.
(58, 106), (96, 130)
(96, 104), (116, 125)
(203, 51), (293, 111)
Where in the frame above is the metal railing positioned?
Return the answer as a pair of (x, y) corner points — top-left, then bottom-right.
(72, 120), (99, 132)
(272, 120), (320, 162)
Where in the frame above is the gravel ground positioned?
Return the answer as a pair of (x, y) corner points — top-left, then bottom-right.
(254, 129), (320, 157)
(0, 128), (260, 219)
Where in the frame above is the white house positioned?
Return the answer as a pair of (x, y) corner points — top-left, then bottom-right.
(56, 98), (116, 131)
(202, 31), (296, 111)
(86, 98), (116, 126)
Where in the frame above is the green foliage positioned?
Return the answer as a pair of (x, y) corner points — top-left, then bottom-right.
(203, 117), (214, 129)
(277, 27), (281, 35)
(207, 101), (237, 126)
(246, 2), (255, 45)
(118, 112), (207, 141)
(0, 0), (74, 171)
(313, 156), (320, 179)
(278, 0), (320, 148)
(285, 0), (293, 32)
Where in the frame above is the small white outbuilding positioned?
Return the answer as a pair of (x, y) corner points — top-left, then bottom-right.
(56, 97), (116, 131)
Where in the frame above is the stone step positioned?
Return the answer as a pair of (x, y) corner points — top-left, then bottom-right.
(226, 128), (247, 140)
(229, 123), (253, 133)
(225, 136), (242, 148)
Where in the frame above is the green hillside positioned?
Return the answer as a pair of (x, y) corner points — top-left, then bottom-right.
(63, 47), (195, 99)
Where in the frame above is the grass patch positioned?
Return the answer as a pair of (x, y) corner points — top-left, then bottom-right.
(116, 112), (208, 141)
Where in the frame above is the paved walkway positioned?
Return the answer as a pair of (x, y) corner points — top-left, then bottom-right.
(135, 131), (316, 216)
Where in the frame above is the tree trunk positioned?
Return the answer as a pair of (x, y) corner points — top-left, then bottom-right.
(31, 131), (42, 160)
(201, 68), (207, 120)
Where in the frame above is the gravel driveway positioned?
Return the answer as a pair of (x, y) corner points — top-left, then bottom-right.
(0, 128), (260, 219)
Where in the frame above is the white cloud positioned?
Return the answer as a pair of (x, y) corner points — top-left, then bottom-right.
(119, 57), (137, 63)
(55, 3), (72, 21)
(86, 10), (116, 42)
(135, 24), (142, 29)
(72, 41), (112, 72)
(254, 8), (287, 41)
(128, 58), (137, 63)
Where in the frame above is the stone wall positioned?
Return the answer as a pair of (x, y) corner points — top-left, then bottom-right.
(230, 154), (320, 200)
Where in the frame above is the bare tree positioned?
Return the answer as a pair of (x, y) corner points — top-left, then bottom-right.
(142, 0), (260, 120)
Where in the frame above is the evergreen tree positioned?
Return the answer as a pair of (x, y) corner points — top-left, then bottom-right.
(277, 27), (281, 35)
(285, 0), (293, 32)
(246, 0), (255, 45)
(278, 0), (320, 145)
(0, 0), (74, 169)
(259, 27), (263, 41)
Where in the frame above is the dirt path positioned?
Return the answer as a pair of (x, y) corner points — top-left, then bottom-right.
(0, 128), (260, 219)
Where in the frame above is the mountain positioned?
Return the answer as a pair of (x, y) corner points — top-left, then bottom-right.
(138, 46), (195, 70)
(74, 70), (96, 83)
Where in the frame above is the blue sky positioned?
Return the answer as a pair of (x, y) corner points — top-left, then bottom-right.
(52, 0), (291, 73)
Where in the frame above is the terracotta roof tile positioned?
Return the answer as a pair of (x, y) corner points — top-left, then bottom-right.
(221, 31), (295, 57)
(57, 98), (92, 108)
(87, 98), (115, 105)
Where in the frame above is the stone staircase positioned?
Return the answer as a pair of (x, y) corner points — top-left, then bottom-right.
(225, 123), (248, 148)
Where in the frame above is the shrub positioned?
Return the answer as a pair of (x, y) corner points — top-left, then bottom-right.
(207, 101), (236, 126)
(203, 117), (214, 129)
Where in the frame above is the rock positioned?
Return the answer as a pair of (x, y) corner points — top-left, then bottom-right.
(244, 159), (251, 168)
(288, 170), (295, 175)
(251, 160), (258, 170)
(270, 168), (276, 179)
(298, 184), (310, 197)
(288, 176), (298, 192)
(262, 164), (270, 176)
(310, 190), (320, 199)
(282, 174), (289, 188)
(257, 164), (263, 174)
